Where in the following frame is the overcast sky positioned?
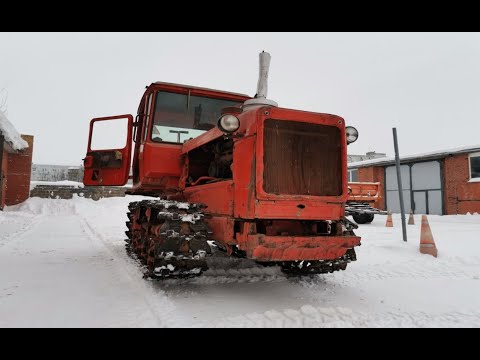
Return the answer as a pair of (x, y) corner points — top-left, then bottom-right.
(1, 32), (480, 165)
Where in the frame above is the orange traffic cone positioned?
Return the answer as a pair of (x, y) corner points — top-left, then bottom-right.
(385, 212), (393, 227)
(408, 210), (415, 225)
(420, 215), (438, 257)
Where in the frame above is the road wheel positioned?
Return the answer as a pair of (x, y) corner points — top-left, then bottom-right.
(352, 213), (375, 224)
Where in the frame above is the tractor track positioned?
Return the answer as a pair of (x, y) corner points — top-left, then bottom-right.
(78, 215), (185, 327)
(331, 260), (480, 283)
(0, 215), (45, 250)
(208, 305), (480, 328)
(157, 266), (287, 286)
(160, 253), (480, 287)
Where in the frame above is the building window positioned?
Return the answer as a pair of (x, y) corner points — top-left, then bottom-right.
(348, 169), (359, 182)
(469, 152), (480, 180)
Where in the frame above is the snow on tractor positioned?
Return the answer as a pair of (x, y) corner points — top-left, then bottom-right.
(82, 52), (362, 278)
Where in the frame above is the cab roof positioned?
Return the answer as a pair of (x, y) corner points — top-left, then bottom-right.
(152, 81), (251, 100)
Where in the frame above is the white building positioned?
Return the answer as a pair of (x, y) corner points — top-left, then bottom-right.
(31, 164), (82, 182)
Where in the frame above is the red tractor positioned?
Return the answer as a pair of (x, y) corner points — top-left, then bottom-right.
(83, 52), (361, 278)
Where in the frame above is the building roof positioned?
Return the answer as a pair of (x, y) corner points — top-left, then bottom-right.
(348, 144), (480, 169)
(348, 152), (387, 163)
(0, 109), (28, 152)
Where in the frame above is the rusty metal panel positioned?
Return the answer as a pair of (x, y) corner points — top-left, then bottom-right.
(246, 234), (361, 261)
(232, 136), (256, 219)
(347, 182), (380, 203)
(204, 216), (236, 245)
(255, 200), (344, 220)
(263, 119), (342, 196)
(142, 142), (183, 178)
(182, 180), (234, 216)
(181, 127), (224, 154)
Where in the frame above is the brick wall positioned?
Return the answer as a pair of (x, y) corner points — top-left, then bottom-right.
(358, 166), (385, 209)
(444, 154), (480, 214)
(1, 150), (8, 209)
(5, 135), (34, 206)
(30, 185), (127, 200)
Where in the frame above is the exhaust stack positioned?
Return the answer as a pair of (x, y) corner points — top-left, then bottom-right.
(244, 51), (278, 107)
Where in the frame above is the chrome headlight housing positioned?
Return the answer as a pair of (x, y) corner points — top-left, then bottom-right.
(218, 114), (240, 133)
(346, 126), (359, 144)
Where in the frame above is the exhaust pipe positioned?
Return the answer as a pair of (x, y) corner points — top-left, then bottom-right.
(256, 51), (271, 99)
(244, 51), (278, 107)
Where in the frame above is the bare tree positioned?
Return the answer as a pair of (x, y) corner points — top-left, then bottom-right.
(0, 88), (7, 114)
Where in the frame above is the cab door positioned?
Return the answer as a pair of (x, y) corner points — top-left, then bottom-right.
(83, 114), (133, 186)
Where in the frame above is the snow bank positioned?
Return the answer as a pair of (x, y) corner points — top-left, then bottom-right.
(0, 109), (28, 151)
(4, 196), (79, 215)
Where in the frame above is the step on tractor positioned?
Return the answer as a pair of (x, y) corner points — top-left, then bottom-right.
(83, 52), (362, 278)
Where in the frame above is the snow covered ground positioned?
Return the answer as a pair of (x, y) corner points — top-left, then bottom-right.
(1, 195), (479, 328)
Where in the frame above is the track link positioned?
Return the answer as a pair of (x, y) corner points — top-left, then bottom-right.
(279, 248), (357, 275)
(125, 200), (211, 279)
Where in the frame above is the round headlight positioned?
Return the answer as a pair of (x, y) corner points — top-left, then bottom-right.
(218, 114), (240, 133)
(346, 126), (359, 144)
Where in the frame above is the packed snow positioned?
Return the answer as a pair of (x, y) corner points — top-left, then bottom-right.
(0, 109), (28, 151)
(1, 195), (479, 327)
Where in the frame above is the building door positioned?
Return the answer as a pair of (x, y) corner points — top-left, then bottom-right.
(385, 160), (443, 215)
(385, 165), (411, 214)
(413, 191), (427, 214)
(411, 161), (442, 215)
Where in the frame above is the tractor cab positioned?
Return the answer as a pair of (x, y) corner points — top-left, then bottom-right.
(83, 82), (250, 190)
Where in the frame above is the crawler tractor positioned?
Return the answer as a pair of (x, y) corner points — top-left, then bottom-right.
(83, 52), (361, 278)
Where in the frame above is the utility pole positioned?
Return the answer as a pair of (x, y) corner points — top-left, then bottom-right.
(393, 128), (407, 242)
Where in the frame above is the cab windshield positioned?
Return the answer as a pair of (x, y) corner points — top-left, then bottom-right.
(151, 91), (241, 143)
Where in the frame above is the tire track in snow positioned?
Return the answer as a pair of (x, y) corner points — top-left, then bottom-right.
(0, 215), (45, 250)
(158, 265), (287, 286)
(332, 260), (480, 283)
(172, 253), (479, 287)
(0, 199), (77, 250)
(78, 215), (184, 327)
(208, 305), (480, 328)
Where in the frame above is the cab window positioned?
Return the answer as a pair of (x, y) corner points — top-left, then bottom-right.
(151, 91), (240, 144)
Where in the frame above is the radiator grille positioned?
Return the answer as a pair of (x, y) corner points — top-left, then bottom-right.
(263, 119), (342, 196)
